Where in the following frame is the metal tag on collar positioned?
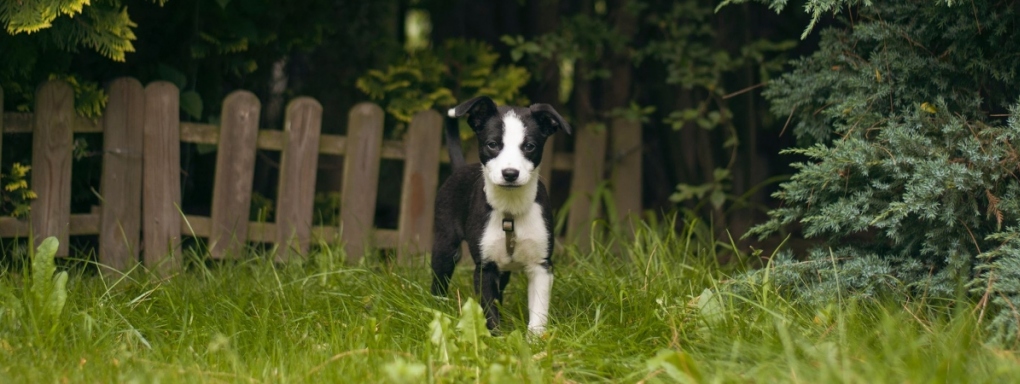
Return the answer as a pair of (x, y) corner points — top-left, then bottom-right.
(502, 216), (516, 256)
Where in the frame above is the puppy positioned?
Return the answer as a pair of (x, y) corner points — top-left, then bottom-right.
(431, 96), (571, 335)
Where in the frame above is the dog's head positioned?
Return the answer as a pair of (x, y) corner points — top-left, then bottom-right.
(448, 96), (572, 189)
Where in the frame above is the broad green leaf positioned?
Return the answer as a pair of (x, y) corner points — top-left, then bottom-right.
(429, 310), (456, 362)
(710, 189), (727, 210)
(157, 64), (187, 89)
(382, 358), (426, 383)
(457, 298), (490, 347)
(180, 91), (203, 120)
(31, 237), (59, 306)
(646, 349), (702, 383)
(49, 270), (68, 318)
(695, 288), (724, 327)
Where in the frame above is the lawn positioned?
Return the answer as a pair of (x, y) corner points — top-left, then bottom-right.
(2, 218), (1019, 383)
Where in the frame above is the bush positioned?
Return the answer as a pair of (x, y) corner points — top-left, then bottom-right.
(735, 1), (1020, 343)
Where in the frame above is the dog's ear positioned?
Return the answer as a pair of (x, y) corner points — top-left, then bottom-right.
(529, 104), (572, 136)
(448, 96), (498, 132)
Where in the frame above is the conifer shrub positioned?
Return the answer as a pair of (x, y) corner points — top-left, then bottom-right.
(728, 0), (1020, 343)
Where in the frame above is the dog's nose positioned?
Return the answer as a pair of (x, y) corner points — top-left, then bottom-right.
(502, 168), (520, 182)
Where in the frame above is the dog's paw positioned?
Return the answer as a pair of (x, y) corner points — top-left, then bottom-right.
(527, 325), (547, 339)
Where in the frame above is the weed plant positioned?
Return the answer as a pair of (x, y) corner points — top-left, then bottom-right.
(1, 217), (1019, 382)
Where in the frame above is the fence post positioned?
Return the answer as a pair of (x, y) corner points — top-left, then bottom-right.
(340, 103), (384, 263)
(566, 124), (608, 252)
(99, 78), (145, 273)
(610, 117), (642, 222)
(31, 81), (75, 256)
(397, 110), (442, 265)
(274, 97), (322, 261)
(210, 91), (261, 259)
(143, 82), (182, 274)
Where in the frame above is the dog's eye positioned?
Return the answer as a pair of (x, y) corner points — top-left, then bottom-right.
(486, 141), (499, 150)
(522, 142), (537, 152)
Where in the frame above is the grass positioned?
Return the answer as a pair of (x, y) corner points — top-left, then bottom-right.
(2, 217), (1020, 383)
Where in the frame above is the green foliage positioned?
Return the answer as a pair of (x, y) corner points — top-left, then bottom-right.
(1, 163), (37, 218)
(249, 191), (274, 222)
(29, 237), (68, 323)
(1, 237), (69, 341)
(504, 13), (628, 81)
(0, 0), (155, 61)
(504, 1), (794, 219)
(743, 1), (1020, 342)
(0, 1), (146, 119)
(357, 39), (530, 130)
(671, 168), (732, 211)
(49, 74), (108, 118)
(638, 1), (793, 213)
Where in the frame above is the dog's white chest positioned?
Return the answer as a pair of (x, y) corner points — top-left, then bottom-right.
(479, 203), (548, 271)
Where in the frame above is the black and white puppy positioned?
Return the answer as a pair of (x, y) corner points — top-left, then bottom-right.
(431, 96), (571, 335)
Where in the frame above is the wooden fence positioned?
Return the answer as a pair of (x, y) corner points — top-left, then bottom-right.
(0, 78), (642, 274)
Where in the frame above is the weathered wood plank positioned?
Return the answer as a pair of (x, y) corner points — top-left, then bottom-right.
(181, 214), (211, 237)
(31, 81), (75, 256)
(275, 97), (322, 261)
(257, 129), (284, 150)
(209, 91), (261, 259)
(0, 217), (26, 237)
(178, 216), (404, 250)
(380, 140), (405, 160)
(7, 111), (560, 164)
(311, 226), (399, 250)
(610, 117), (642, 221)
(2, 112), (101, 133)
(2, 113), (32, 133)
(179, 122), (219, 144)
(181, 214), (269, 246)
(566, 124), (608, 250)
(99, 78), (145, 272)
(339, 102), (384, 262)
(397, 110), (443, 264)
(70, 213), (101, 235)
(319, 134), (346, 155)
(178, 122), (406, 160)
(0, 213), (101, 237)
(143, 82), (182, 274)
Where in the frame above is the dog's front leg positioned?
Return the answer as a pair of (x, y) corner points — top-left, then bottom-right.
(474, 262), (503, 331)
(525, 264), (553, 335)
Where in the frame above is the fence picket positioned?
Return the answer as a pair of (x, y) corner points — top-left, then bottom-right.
(99, 78), (145, 272)
(274, 97), (322, 261)
(397, 110), (443, 264)
(340, 103), (384, 262)
(30, 81), (75, 256)
(143, 82), (182, 274)
(566, 124), (608, 251)
(610, 117), (642, 221)
(209, 91), (261, 259)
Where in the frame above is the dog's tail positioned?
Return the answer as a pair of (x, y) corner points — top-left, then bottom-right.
(445, 117), (466, 169)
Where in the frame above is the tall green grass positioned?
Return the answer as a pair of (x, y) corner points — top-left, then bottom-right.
(2, 217), (1019, 382)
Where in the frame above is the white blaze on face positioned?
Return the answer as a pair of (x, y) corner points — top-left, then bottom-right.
(483, 111), (534, 186)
